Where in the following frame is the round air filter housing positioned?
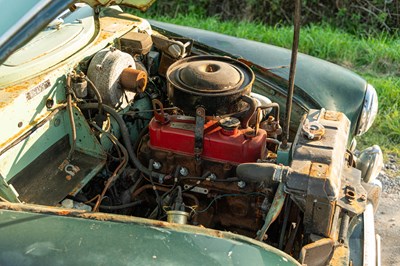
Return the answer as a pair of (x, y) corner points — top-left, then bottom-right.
(166, 55), (254, 116)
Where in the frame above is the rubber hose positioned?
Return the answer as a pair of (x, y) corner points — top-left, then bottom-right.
(236, 162), (282, 186)
(79, 103), (165, 180)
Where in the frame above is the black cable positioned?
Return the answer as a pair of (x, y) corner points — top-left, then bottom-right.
(134, 125), (149, 154)
(181, 176), (239, 182)
(67, 195), (142, 210)
(85, 76), (103, 114)
(161, 166), (180, 200)
(147, 159), (163, 218)
(181, 175), (238, 193)
(78, 103), (165, 181)
(196, 192), (267, 214)
(182, 171), (211, 193)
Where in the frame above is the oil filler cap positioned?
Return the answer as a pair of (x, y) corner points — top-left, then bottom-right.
(219, 117), (240, 136)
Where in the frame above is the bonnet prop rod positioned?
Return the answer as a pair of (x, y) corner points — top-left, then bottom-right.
(281, 0), (301, 148)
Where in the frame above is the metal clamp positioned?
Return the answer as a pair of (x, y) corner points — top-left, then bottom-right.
(64, 164), (80, 177)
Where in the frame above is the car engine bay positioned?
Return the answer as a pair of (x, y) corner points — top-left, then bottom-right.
(0, 21), (381, 264)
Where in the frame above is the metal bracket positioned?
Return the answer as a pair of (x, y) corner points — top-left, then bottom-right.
(152, 99), (169, 124)
(194, 107), (205, 161)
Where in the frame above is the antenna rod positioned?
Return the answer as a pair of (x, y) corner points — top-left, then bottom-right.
(282, 0), (301, 148)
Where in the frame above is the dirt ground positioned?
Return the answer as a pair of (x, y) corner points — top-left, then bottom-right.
(376, 193), (400, 265)
(375, 157), (400, 266)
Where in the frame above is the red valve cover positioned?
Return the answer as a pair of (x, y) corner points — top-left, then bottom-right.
(148, 116), (267, 164)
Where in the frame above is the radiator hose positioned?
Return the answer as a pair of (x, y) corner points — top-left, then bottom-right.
(236, 163), (290, 186)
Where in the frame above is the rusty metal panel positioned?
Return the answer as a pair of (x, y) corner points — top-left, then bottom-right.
(286, 109), (351, 237)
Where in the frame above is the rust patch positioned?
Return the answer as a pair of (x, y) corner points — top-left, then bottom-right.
(324, 110), (343, 121)
(57, 210), (71, 216)
(153, 221), (169, 228)
(2, 73), (48, 94)
(328, 244), (349, 265)
(309, 163), (329, 179)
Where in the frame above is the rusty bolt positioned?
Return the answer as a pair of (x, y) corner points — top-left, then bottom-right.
(66, 175), (72, 181)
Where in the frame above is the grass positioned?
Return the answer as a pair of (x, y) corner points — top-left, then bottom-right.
(134, 12), (400, 155)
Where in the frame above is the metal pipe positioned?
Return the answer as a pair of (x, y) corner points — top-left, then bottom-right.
(258, 103), (280, 122)
(338, 212), (350, 244)
(241, 95), (258, 129)
(282, 0), (301, 148)
(66, 74), (76, 161)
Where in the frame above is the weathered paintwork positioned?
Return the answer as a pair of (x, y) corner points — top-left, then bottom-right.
(0, 5), (95, 86)
(0, 0), (155, 65)
(81, 0), (155, 11)
(0, 0), (75, 65)
(0, 202), (300, 266)
(0, 7), (149, 202)
(149, 21), (367, 135)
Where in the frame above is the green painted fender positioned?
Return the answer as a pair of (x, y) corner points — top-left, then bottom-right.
(0, 202), (300, 265)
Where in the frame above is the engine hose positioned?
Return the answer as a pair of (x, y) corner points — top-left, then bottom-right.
(79, 103), (165, 180)
(236, 163), (290, 185)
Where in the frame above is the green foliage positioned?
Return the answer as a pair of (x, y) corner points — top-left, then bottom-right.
(139, 0), (400, 36)
(361, 75), (400, 155)
(143, 14), (400, 76)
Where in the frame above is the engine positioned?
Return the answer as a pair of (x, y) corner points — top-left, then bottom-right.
(71, 29), (282, 238)
(65, 28), (374, 263)
(136, 56), (272, 236)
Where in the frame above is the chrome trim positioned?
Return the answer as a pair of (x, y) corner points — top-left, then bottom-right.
(357, 84), (378, 136)
(376, 234), (381, 266)
(363, 203), (377, 266)
(356, 145), (383, 183)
